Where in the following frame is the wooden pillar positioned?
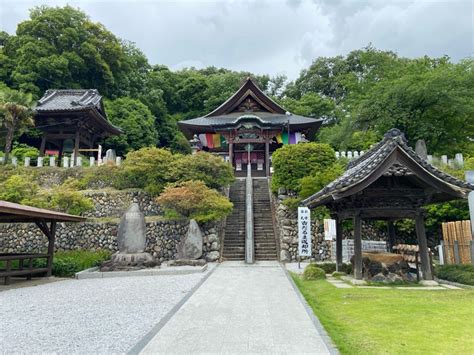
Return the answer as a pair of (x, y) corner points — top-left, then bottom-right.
(335, 217), (343, 272)
(73, 130), (80, 166)
(387, 221), (396, 252)
(58, 140), (64, 166)
(46, 222), (57, 277)
(228, 140), (233, 169)
(39, 135), (47, 157)
(353, 213), (363, 280)
(35, 221), (57, 277)
(415, 211), (433, 280)
(265, 139), (270, 177)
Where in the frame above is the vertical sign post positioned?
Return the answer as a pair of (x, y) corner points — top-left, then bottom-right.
(298, 207), (311, 268)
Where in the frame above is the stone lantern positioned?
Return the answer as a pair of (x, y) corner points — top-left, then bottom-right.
(189, 134), (201, 155)
(298, 133), (309, 144)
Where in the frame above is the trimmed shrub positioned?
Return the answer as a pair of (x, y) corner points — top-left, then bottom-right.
(11, 143), (39, 161)
(302, 264), (326, 280)
(156, 180), (233, 223)
(271, 142), (336, 193)
(435, 264), (474, 286)
(315, 262), (352, 275)
(34, 250), (111, 277)
(169, 151), (234, 189)
(0, 174), (39, 203)
(119, 147), (180, 195)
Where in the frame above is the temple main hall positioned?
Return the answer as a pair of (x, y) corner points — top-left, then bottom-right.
(178, 77), (322, 176)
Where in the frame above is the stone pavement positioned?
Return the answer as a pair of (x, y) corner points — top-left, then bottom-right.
(138, 261), (334, 354)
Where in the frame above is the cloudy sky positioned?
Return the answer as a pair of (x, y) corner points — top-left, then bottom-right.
(1, 0), (473, 78)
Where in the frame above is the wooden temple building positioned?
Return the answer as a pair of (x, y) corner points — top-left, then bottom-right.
(178, 77), (322, 176)
(301, 129), (474, 281)
(34, 89), (122, 164)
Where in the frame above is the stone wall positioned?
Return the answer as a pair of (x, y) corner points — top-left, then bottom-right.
(0, 184), (225, 262)
(274, 198), (387, 262)
(0, 219), (220, 263)
(83, 190), (161, 218)
(276, 203), (332, 262)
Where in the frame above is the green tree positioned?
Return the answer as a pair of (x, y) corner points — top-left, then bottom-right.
(355, 59), (474, 154)
(2, 5), (148, 98)
(103, 97), (158, 155)
(0, 87), (34, 163)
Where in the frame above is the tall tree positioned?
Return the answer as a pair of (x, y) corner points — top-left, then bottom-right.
(0, 87), (34, 163)
(1, 5), (149, 98)
(103, 97), (158, 156)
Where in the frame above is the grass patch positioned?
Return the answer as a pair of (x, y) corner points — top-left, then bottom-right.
(292, 273), (474, 354)
(435, 264), (474, 286)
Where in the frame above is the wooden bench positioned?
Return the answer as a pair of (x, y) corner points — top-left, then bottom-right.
(392, 244), (433, 281)
(0, 253), (50, 285)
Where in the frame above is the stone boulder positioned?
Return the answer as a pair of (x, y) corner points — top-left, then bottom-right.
(351, 252), (411, 281)
(177, 219), (203, 260)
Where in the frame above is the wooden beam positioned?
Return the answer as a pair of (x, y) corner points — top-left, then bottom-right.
(353, 213), (363, 280)
(415, 210), (433, 280)
(336, 217), (343, 272)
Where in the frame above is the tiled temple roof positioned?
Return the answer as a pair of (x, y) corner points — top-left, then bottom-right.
(301, 128), (474, 208)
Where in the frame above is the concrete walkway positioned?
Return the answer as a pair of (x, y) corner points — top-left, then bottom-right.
(138, 261), (333, 354)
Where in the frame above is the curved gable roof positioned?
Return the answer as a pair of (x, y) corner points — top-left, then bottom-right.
(205, 77), (286, 116)
(301, 129), (474, 208)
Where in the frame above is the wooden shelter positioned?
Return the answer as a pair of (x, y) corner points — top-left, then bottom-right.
(0, 201), (86, 285)
(34, 89), (122, 164)
(301, 129), (474, 280)
(178, 77), (322, 177)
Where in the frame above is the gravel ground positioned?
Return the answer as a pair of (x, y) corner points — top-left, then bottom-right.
(0, 266), (214, 354)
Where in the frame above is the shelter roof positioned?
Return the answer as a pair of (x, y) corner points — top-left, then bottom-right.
(35, 89), (122, 136)
(301, 129), (474, 209)
(0, 200), (87, 223)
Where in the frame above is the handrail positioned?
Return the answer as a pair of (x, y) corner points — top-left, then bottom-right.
(245, 164), (254, 263)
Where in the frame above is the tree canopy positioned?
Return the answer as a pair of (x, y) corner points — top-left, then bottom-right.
(0, 6), (472, 159)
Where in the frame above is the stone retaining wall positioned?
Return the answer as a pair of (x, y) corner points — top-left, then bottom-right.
(274, 197), (387, 262)
(0, 219), (221, 263)
(83, 190), (161, 218)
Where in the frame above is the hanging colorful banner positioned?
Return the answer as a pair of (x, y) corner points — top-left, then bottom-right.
(198, 133), (227, 149)
(275, 132), (302, 145)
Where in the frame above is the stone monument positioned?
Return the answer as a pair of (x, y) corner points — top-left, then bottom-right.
(169, 219), (206, 266)
(100, 203), (158, 271)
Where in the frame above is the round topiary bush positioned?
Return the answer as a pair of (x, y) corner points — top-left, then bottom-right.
(302, 264), (326, 280)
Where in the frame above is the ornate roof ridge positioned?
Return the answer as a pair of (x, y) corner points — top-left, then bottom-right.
(301, 128), (473, 208)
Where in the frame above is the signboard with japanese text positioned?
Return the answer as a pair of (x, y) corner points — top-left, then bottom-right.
(324, 219), (336, 241)
(298, 207), (311, 257)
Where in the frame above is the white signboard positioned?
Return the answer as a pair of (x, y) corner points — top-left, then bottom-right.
(298, 207), (312, 257)
(324, 219), (337, 241)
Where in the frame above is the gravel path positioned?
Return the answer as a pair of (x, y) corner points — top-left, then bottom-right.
(0, 267), (213, 354)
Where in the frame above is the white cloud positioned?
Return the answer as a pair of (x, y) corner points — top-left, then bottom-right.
(0, 0), (472, 79)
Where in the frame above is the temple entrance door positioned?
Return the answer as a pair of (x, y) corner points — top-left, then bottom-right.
(233, 143), (266, 177)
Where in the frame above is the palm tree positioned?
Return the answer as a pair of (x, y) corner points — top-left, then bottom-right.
(0, 88), (34, 164)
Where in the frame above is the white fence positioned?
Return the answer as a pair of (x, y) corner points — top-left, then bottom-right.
(336, 150), (465, 169)
(0, 149), (121, 168)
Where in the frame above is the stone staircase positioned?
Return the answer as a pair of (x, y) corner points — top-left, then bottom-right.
(222, 179), (246, 260)
(253, 179), (277, 260)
